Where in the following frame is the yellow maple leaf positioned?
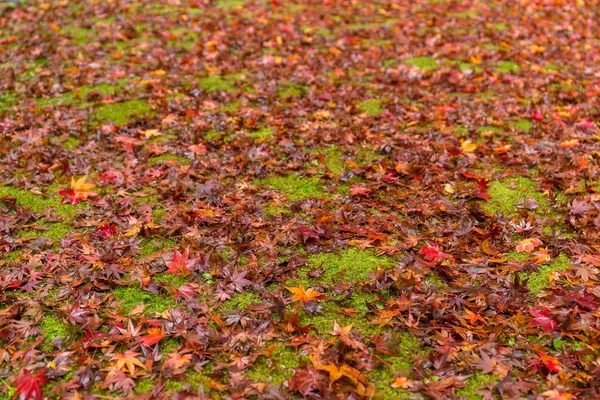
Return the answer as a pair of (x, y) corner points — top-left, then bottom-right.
(71, 175), (97, 201)
(140, 129), (162, 139)
(112, 351), (146, 375)
(461, 140), (477, 153)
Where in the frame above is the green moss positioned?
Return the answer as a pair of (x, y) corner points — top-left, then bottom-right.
(222, 292), (261, 311)
(258, 174), (326, 201)
(0, 186), (85, 217)
(523, 253), (570, 294)
(299, 303), (382, 337)
(95, 99), (152, 126)
(483, 177), (550, 215)
(18, 222), (71, 243)
(135, 379), (155, 394)
(476, 125), (503, 136)
(40, 314), (70, 351)
(322, 145), (345, 174)
(492, 22), (508, 31)
(495, 61), (520, 73)
(278, 82), (307, 99)
(78, 83), (118, 98)
(453, 125), (470, 136)
(511, 119), (533, 132)
(198, 74), (239, 92)
(2, 250), (24, 262)
(249, 127), (274, 140)
(63, 27), (96, 45)
(216, 0), (246, 9)
(0, 93), (17, 114)
(456, 374), (498, 400)
(113, 286), (176, 315)
(303, 248), (395, 284)
(62, 137), (81, 150)
(246, 345), (300, 383)
(507, 250), (530, 263)
(154, 273), (189, 289)
(542, 64), (561, 72)
(221, 101), (241, 112)
(139, 237), (177, 257)
(404, 56), (438, 69)
(357, 99), (384, 116)
(162, 337), (181, 353)
(368, 332), (423, 399)
(264, 205), (290, 216)
(148, 154), (191, 166)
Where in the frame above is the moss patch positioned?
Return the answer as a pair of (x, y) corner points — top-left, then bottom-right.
(0, 93), (17, 114)
(62, 137), (81, 150)
(456, 374), (498, 400)
(258, 174), (326, 201)
(483, 177), (550, 215)
(139, 237), (177, 257)
(404, 56), (438, 69)
(198, 74), (241, 92)
(357, 99), (384, 116)
(249, 127), (274, 140)
(18, 222), (71, 243)
(148, 154), (191, 166)
(40, 314), (70, 351)
(246, 345), (301, 383)
(368, 332), (423, 399)
(523, 253), (570, 294)
(510, 119), (533, 132)
(222, 292), (261, 311)
(303, 248), (395, 284)
(0, 185), (84, 217)
(322, 145), (345, 174)
(113, 286), (176, 315)
(278, 82), (307, 99)
(495, 61), (520, 73)
(94, 99), (152, 126)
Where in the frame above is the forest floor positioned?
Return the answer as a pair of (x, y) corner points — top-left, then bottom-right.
(1, 0), (600, 399)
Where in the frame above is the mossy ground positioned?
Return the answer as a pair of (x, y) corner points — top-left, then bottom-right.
(95, 99), (153, 126)
(522, 253), (570, 294)
(357, 99), (384, 116)
(404, 56), (438, 69)
(257, 174), (326, 201)
(112, 286), (177, 315)
(483, 177), (550, 215)
(302, 247), (396, 284)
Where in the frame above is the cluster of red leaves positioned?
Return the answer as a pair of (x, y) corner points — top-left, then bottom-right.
(1, 0), (600, 399)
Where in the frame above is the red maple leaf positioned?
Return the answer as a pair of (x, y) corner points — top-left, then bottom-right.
(11, 368), (47, 400)
(419, 244), (446, 262)
(538, 351), (563, 373)
(528, 309), (558, 333)
(166, 248), (193, 275)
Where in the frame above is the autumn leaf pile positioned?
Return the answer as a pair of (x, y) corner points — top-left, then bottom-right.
(1, 0), (600, 399)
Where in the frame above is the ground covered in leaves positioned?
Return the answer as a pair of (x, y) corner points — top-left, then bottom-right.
(1, 0), (600, 399)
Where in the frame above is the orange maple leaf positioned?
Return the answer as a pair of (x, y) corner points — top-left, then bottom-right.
(285, 283), (323, 304)
(111, 351), (146, 375)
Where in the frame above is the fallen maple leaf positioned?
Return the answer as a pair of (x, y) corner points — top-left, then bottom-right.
(538, 351), (563, 373)
(391, 376), (414, 389)
(286, 283), (324, 305)
(58, 175), (97, 205)
(111, 351), (146, 375)
(11, 368), (47, 400)
(135, 328), (164, 347)
(166, 248), (193, 275)
(528, 309), (558, 333)
(419, 244), (446, 262)
(461, 139), (477, 153)
(516, 238), (542, 253)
